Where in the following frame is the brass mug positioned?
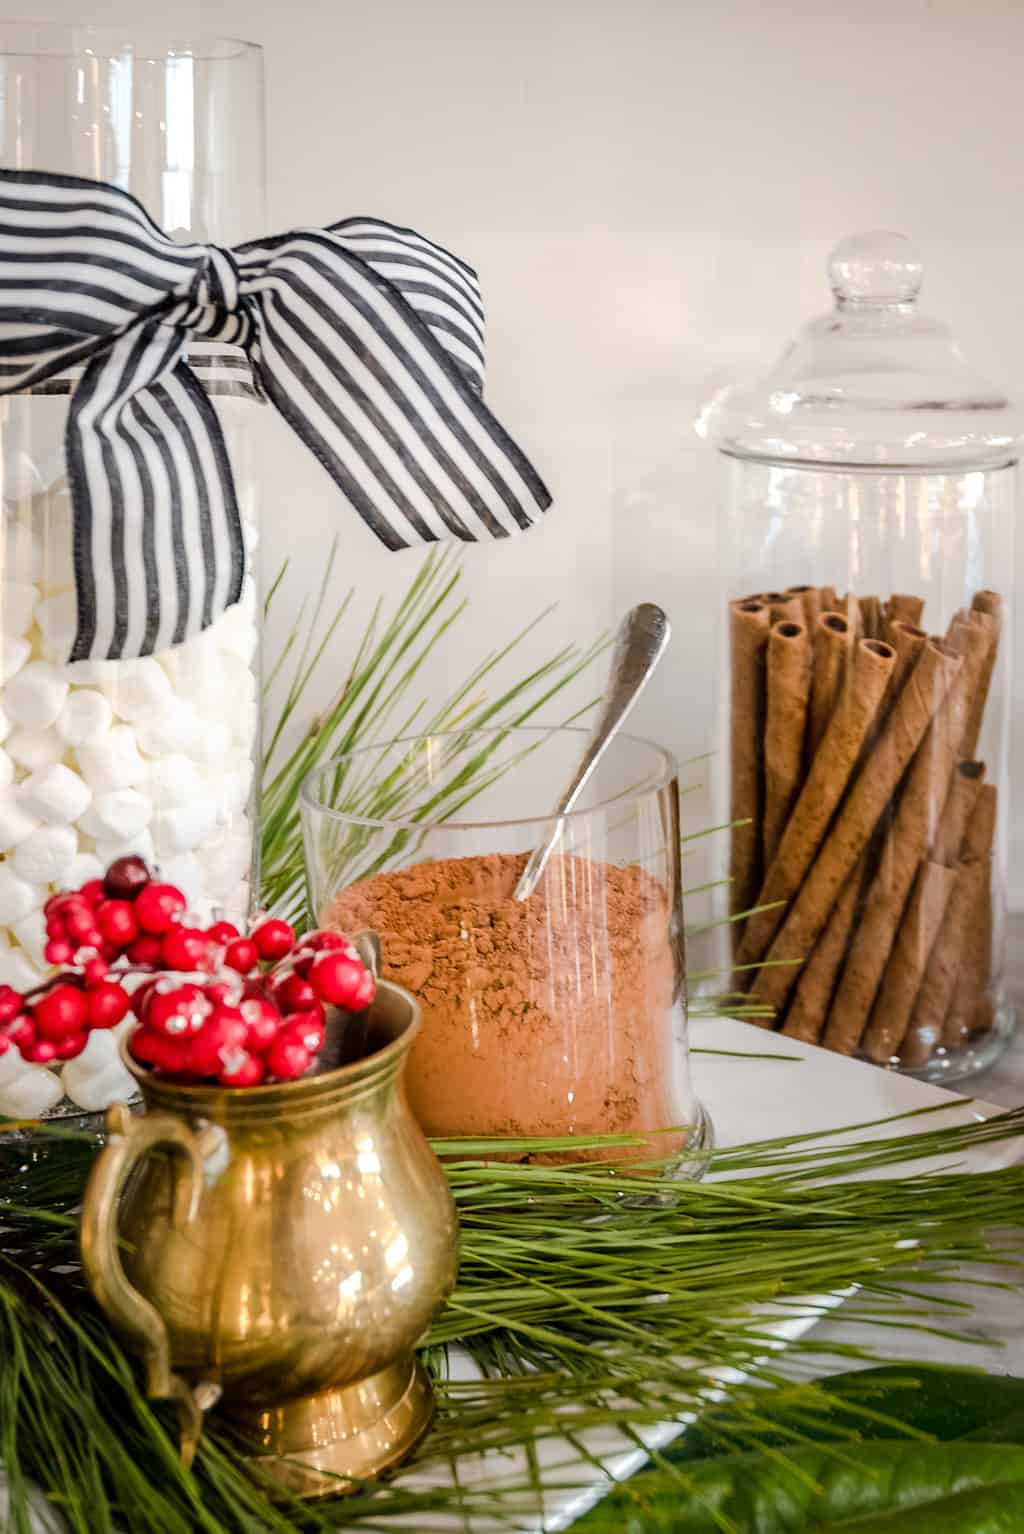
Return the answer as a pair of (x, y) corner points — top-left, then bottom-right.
(80, 979), (458, 1496)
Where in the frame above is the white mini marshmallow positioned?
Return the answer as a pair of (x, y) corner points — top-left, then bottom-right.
(0, 635), (30, 683)
(6, 728), (65, 771)
(0, 1039), (26, 1086)
(4, 660), (69, 730)
(62, 1029), (136, 1111)
(56, 688), (113, 747)
(1, 581), (39, 638)
(0, 942), (42, 992)
(12, 825), (78, 885)
(0, 1062), (65, 1119)
(78, 787), (151, 840)
(103, 657), (173, 721)
(134, 701), (203, 758)
(94, 826), (155, 868)
(146, 754), (203, 808)
(63, 657), (124, 686)
(12, 910), (48, 967)
(188, 717), (231, 765)
(65, 851), (104, 887)
(152, 799), (219, 858)
(34, 589), (78, 658)
(0, 863), (42, 923)
(77, 725), (147, 790)
(18, 763), (92, 825)
(159, 852), (203, 909)
(200, 829), (252, 898)
(0, 748), (12, 791)
(0, 791), (40, 852)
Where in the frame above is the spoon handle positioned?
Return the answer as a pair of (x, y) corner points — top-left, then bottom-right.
(513, 603), (671, 901)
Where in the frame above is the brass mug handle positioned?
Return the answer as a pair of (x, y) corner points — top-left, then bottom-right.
(80, 1102), (217, 1467)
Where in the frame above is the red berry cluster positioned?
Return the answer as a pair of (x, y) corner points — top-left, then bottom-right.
(0, 856), (375, 1087)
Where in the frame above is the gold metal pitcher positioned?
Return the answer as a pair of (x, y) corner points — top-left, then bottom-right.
(80, 980), (458, 1497)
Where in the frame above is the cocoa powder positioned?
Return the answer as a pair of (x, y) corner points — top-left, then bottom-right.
(324, 851), (690, 1153)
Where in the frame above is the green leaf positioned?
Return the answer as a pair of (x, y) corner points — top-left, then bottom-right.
(575, 1443), (1024, 1533)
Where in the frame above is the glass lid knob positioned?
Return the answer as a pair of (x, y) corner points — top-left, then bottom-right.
(828, 230), (923, 306)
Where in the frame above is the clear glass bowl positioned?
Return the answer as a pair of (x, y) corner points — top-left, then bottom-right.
(301, 727), (711, 1172)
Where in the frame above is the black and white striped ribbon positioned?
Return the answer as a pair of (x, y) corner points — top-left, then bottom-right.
(0, 170), (551, 661)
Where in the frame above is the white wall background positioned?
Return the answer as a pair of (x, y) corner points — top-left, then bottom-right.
(6, 0), (1024, 900)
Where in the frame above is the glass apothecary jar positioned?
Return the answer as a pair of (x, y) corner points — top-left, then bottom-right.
(0, 27), (263, 1117)
(699, 232), (1019, 1083)
(301, 728), (711, 1172)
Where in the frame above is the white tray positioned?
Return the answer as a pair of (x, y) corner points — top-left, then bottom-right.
(392, 1018), (1022, 1532)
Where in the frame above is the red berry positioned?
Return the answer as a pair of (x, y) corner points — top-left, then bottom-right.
(4, 1014), (36, 1051)
(266, 1035), (312, 1081)
(86, 982), (131, 1029)
(34, 984), (88, 1040)
(80, 879), (107, 907)
(96, 899), (138, 947)
(307, 930), (350, 952)
(240, 996), (282, 1052)
(139, 1031), (192, 1075)
(280, 1013), (325, 1055)
(146, 983), (210, 1038)
(252, 919), (295, 962)
(64, 905), (100, 942)
(45, 916), (66, 940)
(83, 957), (110, 987)
(134, 882), (187, 935)
(128, 1027), (162, 1065)
(308, 952), (375, 1011)
(44, 939), (74, 966)
(130, 978), (160, 1019)
(26, 1039), (58, 1064)
(275, 973), (318, 1015)
(54, 1032), (88, 1060)
(189, 1012), (248, 1077)
(224, 938), (258, 975)
(207, 920), (240, 947)
(218, 1050), (265, 1088)
(160, 927), (210, 972)
(44, 893), (67, 919)
(204, 979), (240, 1006)
(127, 934), (164, 966)
(102, 855), (152, 901)
(0, 986), (23, 1024)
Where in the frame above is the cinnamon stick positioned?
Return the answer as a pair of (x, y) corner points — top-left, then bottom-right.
(821, 636), (980, 1056)
(942, 792), (997, 1050)
(785, 586), (821, 629)
(763, 620), (812, 868)
(860, 595), (882, 640)
(760, 591), (805, 624)
(748, 638), (962, 1018)
(961, 591), (1002, 759)
(782, 858), (866, 1044)
(859, 861), (957, 1062)
(737, 636), (894, 969)
(807, 612), (855, 759)
(900, 785), (997, 1067)
(884, 593), (925, 634)
(729, 599), (770, 928)
(819, 585), (840, 614)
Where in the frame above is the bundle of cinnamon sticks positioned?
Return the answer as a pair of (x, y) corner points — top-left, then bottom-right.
(728, 585), (1001, 1067)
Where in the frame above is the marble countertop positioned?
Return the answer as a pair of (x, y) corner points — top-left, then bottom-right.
(798, 913), (1024, 1379)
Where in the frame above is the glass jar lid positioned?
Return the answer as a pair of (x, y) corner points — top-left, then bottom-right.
(699, 230), (1023, 470)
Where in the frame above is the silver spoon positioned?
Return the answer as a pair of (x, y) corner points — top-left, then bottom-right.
(513, 603), (671, 901)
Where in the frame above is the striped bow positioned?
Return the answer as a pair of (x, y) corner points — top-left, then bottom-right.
(0, 170), (550, 662)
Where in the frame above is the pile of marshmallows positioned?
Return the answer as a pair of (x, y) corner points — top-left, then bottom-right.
(0, 855), (375, 1118)
(0, 572), (259, 1006)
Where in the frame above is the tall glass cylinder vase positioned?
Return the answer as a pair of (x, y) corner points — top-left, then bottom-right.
(0, 27), (264, 1117)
